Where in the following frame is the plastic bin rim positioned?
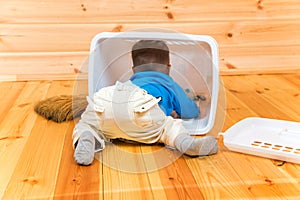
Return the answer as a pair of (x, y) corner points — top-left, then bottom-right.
(89, 32), (218, 53)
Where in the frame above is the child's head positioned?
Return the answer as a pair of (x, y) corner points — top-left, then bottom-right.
(131, 40), (170, 74)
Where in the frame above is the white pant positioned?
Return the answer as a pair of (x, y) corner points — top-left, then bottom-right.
(72, 81), (189, 152)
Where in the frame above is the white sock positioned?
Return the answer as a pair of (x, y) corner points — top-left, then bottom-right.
(175, 135), (218, 156)
(74, 131), (95, 165)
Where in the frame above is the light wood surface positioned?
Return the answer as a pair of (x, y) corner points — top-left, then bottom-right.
(1, 74), (300, 199)
(1, 0), (300, 80)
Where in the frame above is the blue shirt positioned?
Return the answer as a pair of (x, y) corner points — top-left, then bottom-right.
(130, 71), (200, 119)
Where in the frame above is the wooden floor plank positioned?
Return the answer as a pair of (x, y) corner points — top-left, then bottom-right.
(222, 75), (297, 121)
(281, 73), (300, 86)
(156, 156), (205, 199)
(140, 145), (205, 200)
(244, 75), (300, 121)
(53, 122), (102, 200)
(2, 119), (72, 199)
(223, 88), (258, 126)
(220, 74), (300, 199)
(0, 81), (26, 122)
(1, 74), (300, 199)
(47, 80), (102, 200)
(221, 147), (300, 199)
(100, 142), (154, 199)
(185, 150), (256, 199)
(1, 81), (74, 199)
(0, 81), (50, 199)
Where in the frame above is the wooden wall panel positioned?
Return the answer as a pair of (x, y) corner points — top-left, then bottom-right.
(0, 0), (300, 80)
(1, 20), (300, 52)
(1, 0), (300, 23)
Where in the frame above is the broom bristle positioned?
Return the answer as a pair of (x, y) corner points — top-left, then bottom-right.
(34, 95), (87, 123)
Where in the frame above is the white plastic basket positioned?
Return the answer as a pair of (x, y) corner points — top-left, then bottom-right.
(88, 31), (219, 135)
(223, 117), (300, 164)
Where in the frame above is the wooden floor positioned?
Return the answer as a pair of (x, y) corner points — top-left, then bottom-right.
(0, 73), (299, 199)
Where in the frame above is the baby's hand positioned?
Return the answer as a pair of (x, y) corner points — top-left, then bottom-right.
(194, 94), (206, 101)
(184, 88), (206, 101)
(171, 110), (180, 118)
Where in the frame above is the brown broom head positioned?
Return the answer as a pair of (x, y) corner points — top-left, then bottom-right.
(34, 95), (88, 123)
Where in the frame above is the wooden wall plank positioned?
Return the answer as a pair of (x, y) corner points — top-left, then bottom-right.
(0, 53), (300, 81)
(1, 51), (299, 81)
(1, 50), (299, 79)
(1, 20), (300, 52)
(1, 0), (300, 23)
(0, 52), (88, 74)
(0, 0), (300, 80)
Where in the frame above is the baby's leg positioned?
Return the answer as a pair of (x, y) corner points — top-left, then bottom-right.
(74, 131), (95, 165)
(175, 134), (218, 156)
(159, 117), (218, 156)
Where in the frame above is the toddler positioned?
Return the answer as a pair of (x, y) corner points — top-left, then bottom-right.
(73, 40), (218, 165)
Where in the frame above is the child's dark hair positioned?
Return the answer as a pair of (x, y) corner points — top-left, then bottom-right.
(131, 40), (170, 67)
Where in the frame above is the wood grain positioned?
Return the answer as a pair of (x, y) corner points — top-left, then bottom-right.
(1, 74), (300, 199)
(1, 20), (300, 53)
(1, 0), (300, 198)
(0, 0), (300, 80)
(1, 81), (74, 199)
(1, 0), (299, 23)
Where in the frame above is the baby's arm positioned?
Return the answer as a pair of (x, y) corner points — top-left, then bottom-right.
(173, 84), (200, 119)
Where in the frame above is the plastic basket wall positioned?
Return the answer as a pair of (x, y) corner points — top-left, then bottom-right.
(88, 31), (219, 135)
